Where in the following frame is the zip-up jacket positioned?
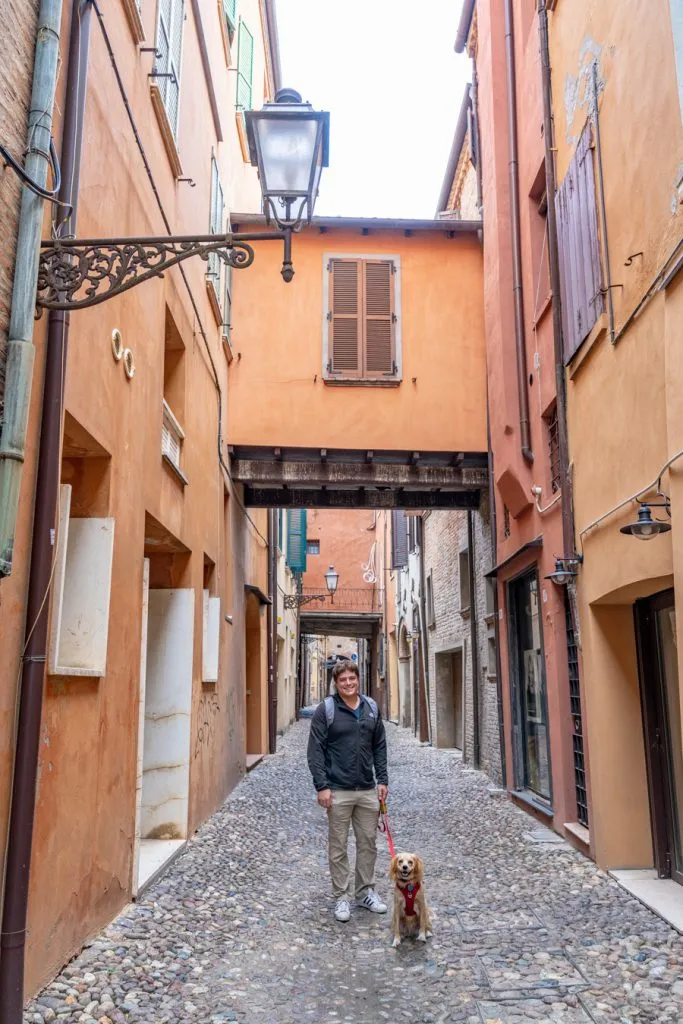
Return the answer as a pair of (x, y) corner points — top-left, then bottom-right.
(307, 693), (388, 792)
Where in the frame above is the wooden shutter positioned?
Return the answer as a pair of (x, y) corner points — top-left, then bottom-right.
(223, 0), (237, 31)
(329, 259), (361, 375)
(555, 121), (604, 363)
(286, 509), (307, 573)
(363, 260), (394, 375)
(391, 510), (408, 569)
(236, 19), (254, 110)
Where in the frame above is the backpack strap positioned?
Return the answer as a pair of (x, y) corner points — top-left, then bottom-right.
(362, 695), (379, 720)
(324, 694), (378, 727)
(324, 695), (335, 728)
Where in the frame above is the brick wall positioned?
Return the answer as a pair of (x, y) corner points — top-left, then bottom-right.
(0, 0), (38, 419)
(423, 496), (502, 784)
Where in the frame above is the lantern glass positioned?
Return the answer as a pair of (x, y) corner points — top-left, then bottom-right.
(324, 566), (339, 595)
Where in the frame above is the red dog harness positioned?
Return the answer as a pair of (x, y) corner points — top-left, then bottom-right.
(398, 882), (421, 917)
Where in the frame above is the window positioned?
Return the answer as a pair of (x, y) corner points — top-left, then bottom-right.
(223, 0), (237, 38)
(153, 0), (185, 139)
(545, 403), (561, 493)
(222, 263), (233, 342)
(306, 539), (320, 555)
(324, 256), (400, 381)
(206, 155), (225, 315)
(459, 547), (471, 614)
(485, 578), (496, 617)
(162, 399), (185, 476)
(503, 504), (511, 539)
(529, 163), (551, 320)
(277, 508), (284, 552)
(426, 571), (435, 628)
(407, 515), (418, 553)
(391, 510), (408, 568)
(671, 0), (683, 122)
(163, 306), (186, 483)
(555, 121), (604, 362)
(236, 18), (254, 111)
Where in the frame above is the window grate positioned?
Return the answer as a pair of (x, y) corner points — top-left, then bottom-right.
(546, 405), (561, 493)
(503, 504), (511, 539)
(565, 591), (589, 828)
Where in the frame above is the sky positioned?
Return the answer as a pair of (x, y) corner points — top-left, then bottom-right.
(275, 1), (471, 219)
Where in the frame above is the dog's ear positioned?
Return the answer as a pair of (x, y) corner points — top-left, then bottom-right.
(414, 856), (424, 883)
(388, 856), (399, 882)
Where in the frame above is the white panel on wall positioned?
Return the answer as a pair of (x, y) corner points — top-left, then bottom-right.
(202, 589), (221, 683)
(48, 484), (115, 677)
(141, 588), (194, 840)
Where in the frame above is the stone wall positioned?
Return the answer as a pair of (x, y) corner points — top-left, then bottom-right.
(423, 496), (502, 783)
(0, 0), (38, 419)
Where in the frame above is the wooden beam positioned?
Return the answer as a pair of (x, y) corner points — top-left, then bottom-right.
(243, 487), (481, 510)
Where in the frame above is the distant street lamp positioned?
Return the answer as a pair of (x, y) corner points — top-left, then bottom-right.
(284, 565), (340, 609)
(35, 88), (330, 311)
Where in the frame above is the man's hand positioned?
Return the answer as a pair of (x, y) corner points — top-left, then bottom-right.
(378, 784), (388, 804)
(317, 788), (332, 809)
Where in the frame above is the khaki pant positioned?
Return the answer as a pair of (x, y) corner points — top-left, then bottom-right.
(327, 788), (380, 900)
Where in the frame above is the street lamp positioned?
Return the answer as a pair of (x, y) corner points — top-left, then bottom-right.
(545, 556), (582, 586)
(35, 88), (330, 311)
(324, 565), (339, 603)
(245, 88), (330, 234)
(620, 502), (672, 540)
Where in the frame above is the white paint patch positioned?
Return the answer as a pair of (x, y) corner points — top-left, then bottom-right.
(564, 35), (605, 147)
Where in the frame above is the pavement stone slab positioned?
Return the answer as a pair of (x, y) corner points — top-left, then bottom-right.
(24, 721), (683, 1024)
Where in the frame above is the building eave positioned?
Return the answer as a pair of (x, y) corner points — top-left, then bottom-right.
(454, 0), (476, 53)
(435, 83), (472, 215)
(230, 213), (483, 235)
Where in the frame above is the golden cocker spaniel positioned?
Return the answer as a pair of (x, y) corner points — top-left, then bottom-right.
(388, 852), (432, 947)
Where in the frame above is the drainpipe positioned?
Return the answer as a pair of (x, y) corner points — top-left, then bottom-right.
(382, 510), (390, 720)
(504, 0), (534, 465)
(417, 516), (432, 744)
(267, 510), (277, 753)
(538, 0), (575, 556)
(467, 510), (481, 769)
(0, 0), (63, 577)
(0, 3), (93, 1018)
(488, 398), (508, 787)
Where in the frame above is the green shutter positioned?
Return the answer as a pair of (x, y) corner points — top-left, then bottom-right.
(223, 0), (237, 31)
(236, 18), (253, 110)
(286, 510), (307, 573)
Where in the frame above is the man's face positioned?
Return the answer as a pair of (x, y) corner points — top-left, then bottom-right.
(336, 669), (359, 698)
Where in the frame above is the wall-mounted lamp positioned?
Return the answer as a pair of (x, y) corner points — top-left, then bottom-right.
(545, 556), (582, 586)
(620, 502), (672, 541)
(324, 565), (339, 603)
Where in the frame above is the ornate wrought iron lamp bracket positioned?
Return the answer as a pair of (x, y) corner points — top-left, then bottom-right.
(35, 228), (294, 314)
(283, 592), (327, 610)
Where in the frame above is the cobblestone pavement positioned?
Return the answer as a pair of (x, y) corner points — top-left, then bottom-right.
(25, 721), (683, 1024)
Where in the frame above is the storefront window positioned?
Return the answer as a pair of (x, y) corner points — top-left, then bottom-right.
(509, 571), (551, 801)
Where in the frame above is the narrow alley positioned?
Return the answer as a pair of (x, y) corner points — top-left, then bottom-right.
(25, 721), (683, 1024)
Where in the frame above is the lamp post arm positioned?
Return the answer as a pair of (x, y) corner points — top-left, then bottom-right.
(36, 228), (293, 313)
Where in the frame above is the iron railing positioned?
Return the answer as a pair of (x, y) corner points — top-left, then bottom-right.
(299, 587), (380, 613)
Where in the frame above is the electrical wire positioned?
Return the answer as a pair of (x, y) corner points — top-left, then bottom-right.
(92, 1), (269, 549)
(578, 448), (683, 550)
(0, 135), (64, 201)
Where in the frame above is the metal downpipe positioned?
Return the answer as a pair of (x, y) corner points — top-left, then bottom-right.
(538, 0), (575, 556)
(504, 0), (533, 465)
(0, 3), (93, 1018)
(0, 0), (63, 577)
(467, 510), (481, 769)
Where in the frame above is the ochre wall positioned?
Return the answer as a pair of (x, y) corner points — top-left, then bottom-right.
(549, 0), (683, 868)
(228, 228), (487, 453)
(0, 0), (273, 997)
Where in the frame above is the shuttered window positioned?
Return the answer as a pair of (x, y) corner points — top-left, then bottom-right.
(223, 0), (237, 33)
(391, 510), (408, 569)
(555, 121), (604, 363)
(154, 0), (184, 139)
(286, 510), (307, 573)
(327, 257), (397, 379)
(207, 155), (224, 304)
(236, 18), (254, 111)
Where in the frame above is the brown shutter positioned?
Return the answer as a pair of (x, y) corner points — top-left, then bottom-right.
(391, 509), (408, 568)
(363, 260), (394, 375)
(329, 259), (361, 375)
(555, 121), (604, 363)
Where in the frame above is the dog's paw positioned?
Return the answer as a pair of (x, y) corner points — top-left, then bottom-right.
(391, 937), (401, 948)
(426, 930), (433, 938)
(417, 932), (427, 942)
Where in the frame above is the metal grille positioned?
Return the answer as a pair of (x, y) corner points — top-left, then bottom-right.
(546, 405), (561, 493)
(565, 592), (589, 827)
(503, 504), (511, 538)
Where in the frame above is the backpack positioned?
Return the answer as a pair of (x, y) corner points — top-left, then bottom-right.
(324, 694), (379, 728)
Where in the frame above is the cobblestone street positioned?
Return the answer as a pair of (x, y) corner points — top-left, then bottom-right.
(25, 721), (683, 1024)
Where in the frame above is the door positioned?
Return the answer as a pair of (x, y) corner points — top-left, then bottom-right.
(508, 569), (552, 803)
(635, 590), (683, 885)
(453, 651), (464, 751)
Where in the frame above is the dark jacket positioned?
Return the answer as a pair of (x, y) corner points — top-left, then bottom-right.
(307, 693), (388, 792)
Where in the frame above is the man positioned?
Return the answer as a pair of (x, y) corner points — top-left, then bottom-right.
(307, 659), (389, 923)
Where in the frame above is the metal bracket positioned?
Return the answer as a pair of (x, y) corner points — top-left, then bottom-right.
(36, 229), (293, 313)
(283, 592), (327, 609)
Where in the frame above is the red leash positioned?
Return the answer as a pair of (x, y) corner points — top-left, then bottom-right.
(378, 799), (396, 859)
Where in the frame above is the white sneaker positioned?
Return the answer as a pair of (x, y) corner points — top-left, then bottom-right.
(334, 899), (351, 922)
(357, 889), (387, 914)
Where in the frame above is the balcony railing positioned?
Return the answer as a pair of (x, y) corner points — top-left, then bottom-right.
(299, 587), (380, 613)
